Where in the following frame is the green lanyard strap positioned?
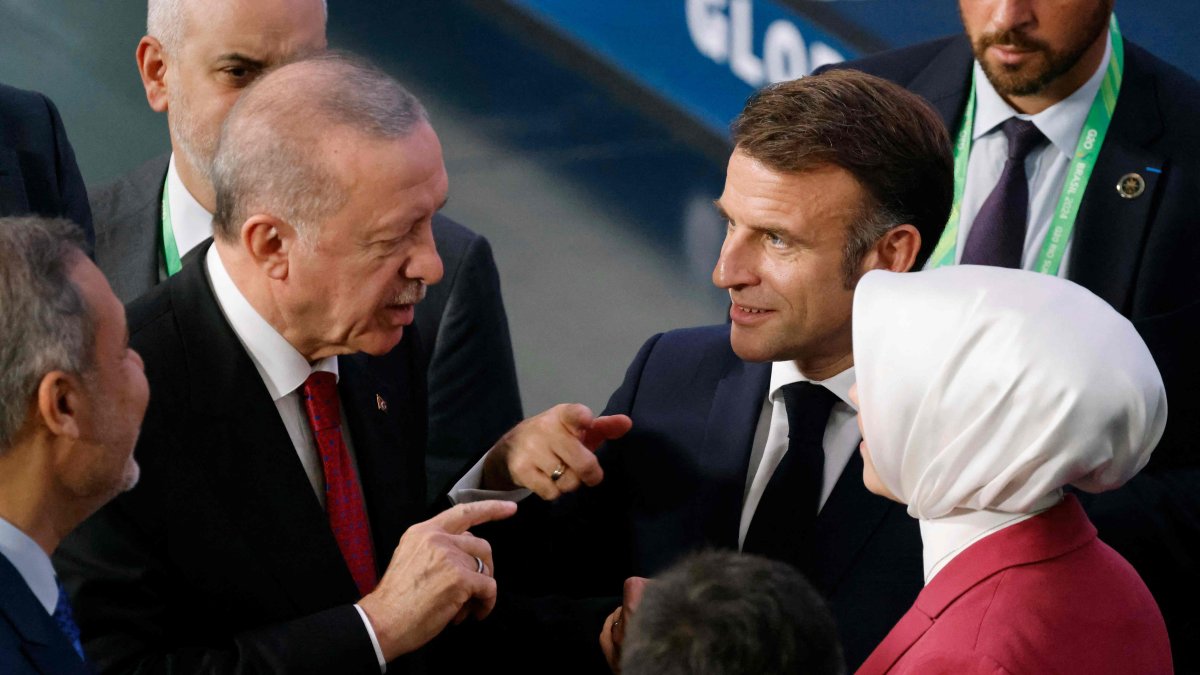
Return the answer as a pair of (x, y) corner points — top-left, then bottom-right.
(928, 15), (1125, 275)
(161, 175), (183, 277)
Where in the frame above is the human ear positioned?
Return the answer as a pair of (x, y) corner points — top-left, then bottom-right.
(35, 371), (82, 440)
(242, 215), (298, 281)
(136, 36), (170, 114)
(866, 224), (921, 274)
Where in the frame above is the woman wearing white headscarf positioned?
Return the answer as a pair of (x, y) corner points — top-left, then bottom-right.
(851, 266), (1171, 675)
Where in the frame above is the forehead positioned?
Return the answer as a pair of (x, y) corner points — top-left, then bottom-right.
(720, 150), (865, 235)
(180, 0), (326, 59)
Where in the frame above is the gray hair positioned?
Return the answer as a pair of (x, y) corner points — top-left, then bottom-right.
(147, 0), (329, 52)
(621, 551), (845, 675)
(210, 51), (429, 242)
(0, 217), (94, 452)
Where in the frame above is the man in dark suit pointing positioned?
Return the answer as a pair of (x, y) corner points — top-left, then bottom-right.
(455, 70), (953, 671)
(91, 0), (522, 498)
(58, 53), (515, 674)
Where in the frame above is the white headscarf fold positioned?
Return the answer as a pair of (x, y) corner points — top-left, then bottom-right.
(852, 266), (1166, 520)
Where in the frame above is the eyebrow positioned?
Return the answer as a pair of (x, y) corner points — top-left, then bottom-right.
(713, 200), (731, 222)
(213, 53), (267, 69)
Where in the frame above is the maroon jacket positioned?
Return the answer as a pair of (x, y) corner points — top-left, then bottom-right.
(858, 495), (1171, 674)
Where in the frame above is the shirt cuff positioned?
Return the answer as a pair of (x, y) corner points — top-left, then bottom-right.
(447, 454), (532, 504)
(353, 603), (387, 673)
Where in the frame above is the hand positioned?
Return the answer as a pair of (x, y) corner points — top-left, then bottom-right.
(358, 500), (518, 660)
(599, 576), (649, 673)
(481, 403), (632, 499)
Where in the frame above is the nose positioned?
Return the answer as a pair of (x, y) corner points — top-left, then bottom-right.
(406, 223), (444, 287)
(712, 228), (758, 291)
(991, 0), (1035, 33)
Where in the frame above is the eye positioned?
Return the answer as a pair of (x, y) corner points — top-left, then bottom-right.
(764, 231), (787, 248)
(219, 65), (260, 86)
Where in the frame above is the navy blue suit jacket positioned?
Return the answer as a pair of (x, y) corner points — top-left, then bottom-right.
(494, 326), (921, 672)
(0, 83), (93, 253)
(0, 554), (89, 675)
(829, 35), (1200, 670)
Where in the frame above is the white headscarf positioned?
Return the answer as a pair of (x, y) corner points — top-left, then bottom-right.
(852, 266), (1166, 521)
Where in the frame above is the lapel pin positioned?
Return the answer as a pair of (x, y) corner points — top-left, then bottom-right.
(1116, 173), (1145, 199)
(376, 394), (388, 413)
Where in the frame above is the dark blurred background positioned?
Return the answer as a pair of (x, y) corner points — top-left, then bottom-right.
(2, 0), (1194, 413)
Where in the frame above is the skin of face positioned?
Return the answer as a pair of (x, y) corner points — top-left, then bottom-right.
(848, 383), (901, 503)
(273, 123), (448, 361)
(141, 0), (328, 203)
(713, 151), (868, 378)
(959, 0), (1112, 111)
(57, 256), (149, 503)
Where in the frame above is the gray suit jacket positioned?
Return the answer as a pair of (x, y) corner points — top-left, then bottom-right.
(90, 155), (524, 497)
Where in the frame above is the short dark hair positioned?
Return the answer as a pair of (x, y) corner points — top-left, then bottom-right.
(0, 217), (93, 452)
(621, 551), (845, 675)
(732, 69), (952, 282)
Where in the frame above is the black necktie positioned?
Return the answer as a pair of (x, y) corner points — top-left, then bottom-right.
(742, 381), (840, 573)
(961, 118), (1047, 268)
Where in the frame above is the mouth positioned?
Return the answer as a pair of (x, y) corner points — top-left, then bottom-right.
(729, 302), (775, 325)
(382, 303), (416, 327)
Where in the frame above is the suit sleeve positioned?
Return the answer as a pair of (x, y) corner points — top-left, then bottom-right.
(40, 93), (94, 255)
(424, 233), (523, 496)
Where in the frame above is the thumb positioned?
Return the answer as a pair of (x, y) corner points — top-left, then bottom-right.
(583, 414), (633, 450)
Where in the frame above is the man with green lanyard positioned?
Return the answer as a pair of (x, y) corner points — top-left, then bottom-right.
(87, 0), (524, 501)
(827, 0), (1200, 668)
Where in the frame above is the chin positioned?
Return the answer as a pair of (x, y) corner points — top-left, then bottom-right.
(356, 328), (406, 356)
(729, 330), (781, 363)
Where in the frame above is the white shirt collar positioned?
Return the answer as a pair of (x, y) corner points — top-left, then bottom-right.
(205, 245), (338, 401)
(165, 154), (216, 257)
(919, 493), (1060, 584)
(0, 516), (57, 614)
(768, 361), (856, 410)
(972, 33), (1113, 159)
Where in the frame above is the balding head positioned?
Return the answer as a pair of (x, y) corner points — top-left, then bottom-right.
(211, 52), (429, 242)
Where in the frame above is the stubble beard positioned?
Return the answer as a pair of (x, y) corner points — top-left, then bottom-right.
(168, 86), (219, 188)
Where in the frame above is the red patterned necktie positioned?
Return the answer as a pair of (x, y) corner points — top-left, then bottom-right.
(301, 371), (378, 596)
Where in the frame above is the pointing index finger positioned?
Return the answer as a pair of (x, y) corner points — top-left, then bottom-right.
(435, 500), (518, 534)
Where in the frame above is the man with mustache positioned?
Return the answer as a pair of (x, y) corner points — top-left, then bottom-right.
(90, 0), (523, 500)
(829, 0), (1200, 668)
(57, 54), (518, 674)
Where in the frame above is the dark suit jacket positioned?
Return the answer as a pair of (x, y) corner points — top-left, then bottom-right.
(493, 326), (921, 672)
(54, 245), (430, 674)
(89, 155), (523, 501)
(858, 497), (1172, 675)
(0, 555), (90, 675)
(0, 83), (93, 253)
(830, 37), (1200, 669)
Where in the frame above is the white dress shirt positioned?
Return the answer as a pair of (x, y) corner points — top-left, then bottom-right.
(204, 249), (387, 671)
(0, 516), (58, 615)
(949, 34), (1113, 276)
(450, 361), (861, 555)
(738, 363), (858, 548)
(161, 155), (215, 280)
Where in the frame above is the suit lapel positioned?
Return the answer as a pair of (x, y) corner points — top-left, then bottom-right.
(906, 36), (974, 132)
(855, 605), (935, 675)
(170, 248), (360, 612)
(811, 451), (896, 595)
(1068, 45), (1165, 314)
(696, 358), (770, 549)
(0, 557), (89, 675)
(92, 154), (168, 303)
(339, 342), (427, 572)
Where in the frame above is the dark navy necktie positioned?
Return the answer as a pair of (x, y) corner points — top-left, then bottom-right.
(53, 578), (86, 662)
(961, 118), (1047, 268)
(742, 381), (840, 574)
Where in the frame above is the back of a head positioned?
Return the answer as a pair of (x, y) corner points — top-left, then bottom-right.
(731, 69), (953, 272)
(210, 51), (428, 242)
(621, 551), (844, 675)
(0, 217), (91, 452)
